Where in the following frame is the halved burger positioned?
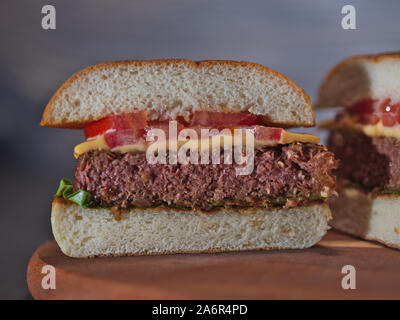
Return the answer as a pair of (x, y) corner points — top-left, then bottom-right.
(317, 52), (400, 249)
(42, 59), (337, 257)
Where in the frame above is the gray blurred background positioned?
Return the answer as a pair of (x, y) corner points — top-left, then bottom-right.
(1, 0), (399, 299)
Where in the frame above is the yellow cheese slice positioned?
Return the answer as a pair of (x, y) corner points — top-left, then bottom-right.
(323, 117), (400, 139)
(73, 129), (320, 157)
(281, 131), (320, 144)
(74, 135), (109, 158)
(361, 121), (400, 139)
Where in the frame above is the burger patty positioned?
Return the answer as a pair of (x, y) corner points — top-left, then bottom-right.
(74, 143), (337, 210)
(328, 129), (400, 190)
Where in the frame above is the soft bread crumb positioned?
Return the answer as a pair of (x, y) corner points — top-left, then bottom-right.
(330, 186), (400, 249)
(317, 52), (400, 108)
(51, 200), (331, 258)
(41, 59), (314, 128)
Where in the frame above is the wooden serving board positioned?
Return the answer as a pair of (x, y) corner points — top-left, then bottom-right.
(27, 231), (400, 299)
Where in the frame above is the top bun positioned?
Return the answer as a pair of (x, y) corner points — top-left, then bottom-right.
(41, 59), (314, 128)
(317, 52), (400, 108)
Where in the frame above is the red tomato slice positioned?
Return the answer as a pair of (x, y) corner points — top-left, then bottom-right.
(84, 116), (117, 139)
(84, 111), (147, 139)
(350, 99), (375, 115)
(105, 129), (145, 149)
(145, 121), (185, 140)
(178, 125), (223, 138)
(379, 100), (400, 126)
(190, 111), (263, 127)
(381, 114), (396, 127)
(250, 126), (282, 141)
(349, 98), (400, 127)
(394, 104), (400, 123)
(85, 111), (286, 149)
(378, 98), (392, 114)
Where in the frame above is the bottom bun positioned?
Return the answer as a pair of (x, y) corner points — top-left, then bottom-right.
(330, 187), (400, 249)
(51, 198), (331, 258)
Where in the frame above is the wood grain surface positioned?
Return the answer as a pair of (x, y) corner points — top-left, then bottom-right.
(27, 231), (400, 300)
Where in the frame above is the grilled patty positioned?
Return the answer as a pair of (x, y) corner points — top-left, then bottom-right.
(328, 128), (400, 190)
(74, 143), (337, 210)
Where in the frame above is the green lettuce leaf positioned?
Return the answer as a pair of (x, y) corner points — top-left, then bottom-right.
(55, 178), (93, 208)
(383, 190), (400, 195)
